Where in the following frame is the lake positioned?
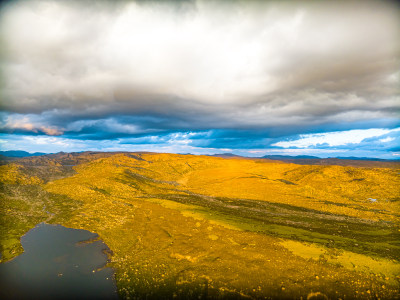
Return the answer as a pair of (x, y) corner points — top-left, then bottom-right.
(0, 223), (119, 299)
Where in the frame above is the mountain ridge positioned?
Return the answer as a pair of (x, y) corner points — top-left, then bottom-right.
(2, 149), (399, 161)
(0, 150), (47, 157)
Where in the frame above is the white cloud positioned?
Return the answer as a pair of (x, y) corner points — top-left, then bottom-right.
(379, 137), (395, 143)
(0, 0), (399, 131)
(273, 128), (400, 148)
(0, 132), (397, 159)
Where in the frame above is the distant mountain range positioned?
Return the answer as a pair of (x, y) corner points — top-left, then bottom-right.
(261, 155), (395, 161)
(210, 153), (398, 161)
(208, 153), (399, 168)
(210, 153), (244, 158)
(261, 155), (320, 160)
(0, 150), (47, 157)
(1, 151), (399, 168)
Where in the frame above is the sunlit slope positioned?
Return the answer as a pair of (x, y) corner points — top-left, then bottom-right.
(43, 152), (400, 222)
(41, 153), (400, 256)
(140, 154), (399, 222)
(43, 154), (400, 257)
(2, 152), (400, 299)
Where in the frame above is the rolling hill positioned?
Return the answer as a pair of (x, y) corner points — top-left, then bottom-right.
(1, 152), (399, 299)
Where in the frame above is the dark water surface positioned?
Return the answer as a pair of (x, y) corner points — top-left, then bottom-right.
(0, 223), (118, 299)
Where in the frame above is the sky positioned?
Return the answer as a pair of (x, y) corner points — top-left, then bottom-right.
(0, 0), (399, 158)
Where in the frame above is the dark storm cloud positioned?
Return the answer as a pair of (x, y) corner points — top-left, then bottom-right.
(0, 0), (399, 149)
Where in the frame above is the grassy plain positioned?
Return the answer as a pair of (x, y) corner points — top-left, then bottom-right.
(1, 152), (399, 299)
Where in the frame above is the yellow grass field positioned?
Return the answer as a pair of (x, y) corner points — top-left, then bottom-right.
(1, 152), (399, 299)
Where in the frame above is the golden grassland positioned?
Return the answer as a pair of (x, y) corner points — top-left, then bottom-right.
(1, 152), (399, 299)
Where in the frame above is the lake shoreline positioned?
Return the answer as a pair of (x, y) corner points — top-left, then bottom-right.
(0, 222), (119, 300)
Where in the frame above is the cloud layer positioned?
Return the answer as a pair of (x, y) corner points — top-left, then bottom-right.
(0, 0), (399, 156)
